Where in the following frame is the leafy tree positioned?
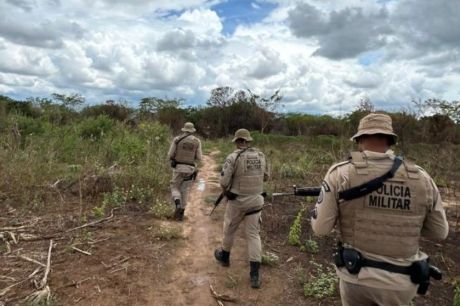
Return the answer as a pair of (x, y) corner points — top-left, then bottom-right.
(247, 89), (282, 134)
(51, 93), (85, 109)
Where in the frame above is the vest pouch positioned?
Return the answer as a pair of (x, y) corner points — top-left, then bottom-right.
(225, 190), (238, 200)
(342, 248), (362, 274)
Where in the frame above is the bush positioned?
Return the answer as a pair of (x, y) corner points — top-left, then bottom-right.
(303, 261), (337, 299)
(78, 115), (114, 139)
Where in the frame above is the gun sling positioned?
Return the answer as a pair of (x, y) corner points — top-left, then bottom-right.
(338, 157), (403, 202)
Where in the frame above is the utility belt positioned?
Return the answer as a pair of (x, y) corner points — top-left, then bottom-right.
(170, 159), (195, 168)
(224, 191), (267, 216)
(333, 244), (442, 295)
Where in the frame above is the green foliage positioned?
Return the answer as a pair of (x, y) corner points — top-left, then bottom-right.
(150, 200), (174, 219)
(302, 261), (337, 299)
(102, 186), (128, 208)
(78, 115), (114, 139)
(300, 239), (319, 254)
(288, 206), (306, 246)
(454, 284), (460, 306)
(153, 224), (182, 240)
(261, 252), (279, 266)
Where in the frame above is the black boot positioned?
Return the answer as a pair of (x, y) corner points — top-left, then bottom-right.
(214, 249), (230, 267)
(177, 208), (185, 221)
(250, 261), (261, 289)
(173, 199), (181, 220)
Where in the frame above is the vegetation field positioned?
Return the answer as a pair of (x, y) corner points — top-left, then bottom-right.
(0, 93), (459, 305)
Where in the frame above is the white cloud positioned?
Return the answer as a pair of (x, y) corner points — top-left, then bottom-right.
(0, 0), (458, 114)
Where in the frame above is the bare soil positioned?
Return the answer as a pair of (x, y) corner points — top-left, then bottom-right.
(1, 152), (458, 305)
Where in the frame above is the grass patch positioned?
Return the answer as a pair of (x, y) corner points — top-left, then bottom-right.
(150, 200), (174, 219)
(261, 251), (279, 266)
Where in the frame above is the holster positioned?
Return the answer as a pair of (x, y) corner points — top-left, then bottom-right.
(410, 259), (442, 295)
(170, 160), (177, 168)
(333, 244), (362, 274)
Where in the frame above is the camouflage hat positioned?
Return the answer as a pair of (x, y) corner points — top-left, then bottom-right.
(351, 113), (398, 144)
(232, 128), (253, 142)
(181, 122), (196, 133)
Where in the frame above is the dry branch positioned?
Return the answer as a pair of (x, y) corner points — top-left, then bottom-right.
(18, 255), (46, 267)
(65, 208), (118, 233)
(71, 246), (92, 256)
(209, 284), (238, 305)
(0, 267), (41, 297)
(39, 240), (53, 289)
(0, 219), (39, 231)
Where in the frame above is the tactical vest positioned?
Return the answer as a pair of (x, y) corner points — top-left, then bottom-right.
(230, 148), (265, 196)
(339, 152), (430, 258)
(174, 135), (198, 165)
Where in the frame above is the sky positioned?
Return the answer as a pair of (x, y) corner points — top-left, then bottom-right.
(0, 0), (459, 114)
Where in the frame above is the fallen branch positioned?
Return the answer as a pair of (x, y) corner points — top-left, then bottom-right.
(56, 277), (94, 290)
(25, 286), (50, 305)
(71, 246), (92, 256)
(18, 255), (46, 267)
(65, 208), (118, 233)
(101, 256), (130, 269)
(0, 267), (41, 297)
(209, 284), (238, 305)
(39, 240), (53, 289)
(0, 219), (39, 231)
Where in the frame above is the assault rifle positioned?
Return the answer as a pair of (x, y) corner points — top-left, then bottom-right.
(272, 185), (321, 198)
(209, 191), (268, 216)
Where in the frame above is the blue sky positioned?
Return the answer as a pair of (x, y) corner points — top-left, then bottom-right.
(0, 0), (459, 114)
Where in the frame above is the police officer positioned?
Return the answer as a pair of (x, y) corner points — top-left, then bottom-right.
(311, 113), (449, 306)
(168, 122), (202, 221)
(214, 129), (270, 289)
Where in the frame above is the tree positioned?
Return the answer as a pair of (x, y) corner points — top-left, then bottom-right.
(247, 89), (283, 133)
(51, 93), (85, 109)
(414, 98), (460, 124)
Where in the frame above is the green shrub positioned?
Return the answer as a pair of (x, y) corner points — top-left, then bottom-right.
(303, 261), (337, 299)
(78, 115), (114, 139)
(288, 206), (306, 246)
(300, 239), (319, 254)
(454, 284), (460, 306)
(150, 200), (174, 219)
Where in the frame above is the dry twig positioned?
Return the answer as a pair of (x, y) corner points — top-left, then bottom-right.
(209, 284), (237, 305)
(71, 246), (92, 256)
(39, 240), (53, 289)
(65, 208), (118, 233)
(0, 267), (41, 297)
(18, 255), (46, 267)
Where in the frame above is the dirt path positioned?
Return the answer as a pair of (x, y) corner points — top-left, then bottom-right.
(150, 152), (286, 306)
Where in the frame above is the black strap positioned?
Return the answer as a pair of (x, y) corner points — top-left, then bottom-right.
(245, 208), (262, 216)
(338, 157), (403, 202)
(176, 162), (195, 167)
(361, 257), (412, 275)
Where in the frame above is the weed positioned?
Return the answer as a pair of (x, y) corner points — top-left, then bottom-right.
(288, 206), (306, 246)
(261, 251), (279, 266)
(153, 225), (182, 240)
(300, 239), (319, 254)
(303, 261), (337, 299)
(150, 200), (174, 219)
(454, 283), (460, 306)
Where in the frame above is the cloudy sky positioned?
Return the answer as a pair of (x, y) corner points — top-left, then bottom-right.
(0, 0), (459, 114)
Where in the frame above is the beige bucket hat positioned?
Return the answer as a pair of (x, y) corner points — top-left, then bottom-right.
(351, 113), (398, 144)
(181, 122), (196, 133)
(232, 128), (253, 142)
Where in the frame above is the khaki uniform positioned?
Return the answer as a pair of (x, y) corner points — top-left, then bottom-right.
(312, 150), (449, 306)
(168, 133), (202, 209)
(220, 147), (269, 262)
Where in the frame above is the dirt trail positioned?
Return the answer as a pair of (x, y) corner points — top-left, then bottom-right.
(151, 152), (286, 306)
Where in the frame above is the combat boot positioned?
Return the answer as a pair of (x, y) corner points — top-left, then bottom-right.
(250, 261), (261, 289)
(173, 199), (181, 220)
(214, 249), (230, 267)
(177, 208), (185, 221)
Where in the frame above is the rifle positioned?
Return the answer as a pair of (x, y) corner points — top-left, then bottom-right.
(272, 185), (321, 198)
(209, 192), (225, 216)
(209, 191), (268, 216)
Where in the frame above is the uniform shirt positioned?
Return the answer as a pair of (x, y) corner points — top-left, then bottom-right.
(220, 147), (270, 207)
(311, 150), (449, 290)
(167, 133), (202, 173)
